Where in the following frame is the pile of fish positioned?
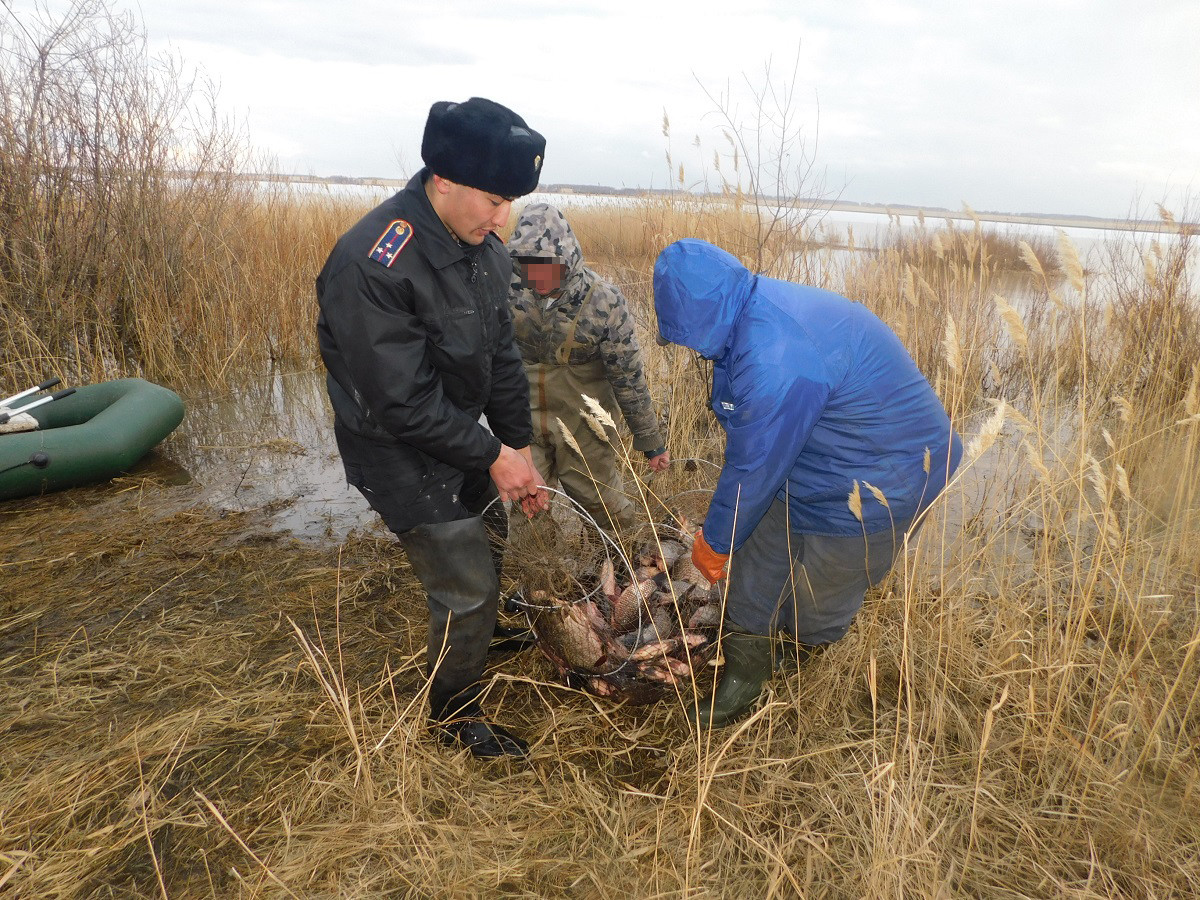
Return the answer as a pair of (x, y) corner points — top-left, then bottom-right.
(523, 524), (724, 703)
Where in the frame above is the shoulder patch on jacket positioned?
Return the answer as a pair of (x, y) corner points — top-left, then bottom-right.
(368, 220), (413, 267)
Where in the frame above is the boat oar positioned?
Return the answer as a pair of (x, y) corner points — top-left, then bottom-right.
(0, 388), (76, 426)
(0, 376), (62, 410)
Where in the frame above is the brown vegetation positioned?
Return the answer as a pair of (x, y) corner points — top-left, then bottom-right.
(0, 0), (353, 389)
(2, 3), (1199, 898)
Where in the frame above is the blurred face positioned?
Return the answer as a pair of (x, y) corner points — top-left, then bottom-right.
(521, 260), (566, 297)
(427, 175), (512, 245)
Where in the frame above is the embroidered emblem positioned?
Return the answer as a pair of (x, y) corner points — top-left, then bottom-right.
(534, 155), (542, 171)
(368, 220), (413, 267)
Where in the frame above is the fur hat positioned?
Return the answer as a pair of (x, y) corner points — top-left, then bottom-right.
(421, 97), (545, 199)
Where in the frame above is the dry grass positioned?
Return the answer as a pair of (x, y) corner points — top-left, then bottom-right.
(1, 378), (1198, 897)
(4, 5), (1200, 896)
(2, 197), (1199, 895)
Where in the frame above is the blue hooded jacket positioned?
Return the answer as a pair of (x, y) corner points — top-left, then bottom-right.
(654, 239), (962, 554)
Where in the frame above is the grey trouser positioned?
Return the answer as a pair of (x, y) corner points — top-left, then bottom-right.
(726, 498), (915, 645)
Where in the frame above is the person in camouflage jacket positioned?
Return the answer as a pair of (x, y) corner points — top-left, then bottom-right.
(507, 203), (669, 531)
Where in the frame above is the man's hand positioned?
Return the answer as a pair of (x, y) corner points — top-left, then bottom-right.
(516, 445), (549, 515)
(691, 528), (730, 584)
(647, 450), (671, 472)
(490, 444), (548, 516)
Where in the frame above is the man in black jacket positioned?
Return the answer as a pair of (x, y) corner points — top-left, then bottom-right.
(316, 97), (548, 759)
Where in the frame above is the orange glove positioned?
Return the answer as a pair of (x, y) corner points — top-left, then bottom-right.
(691, 528), (730, 584)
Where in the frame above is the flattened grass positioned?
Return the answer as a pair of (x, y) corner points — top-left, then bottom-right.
(1, 402), (1198, 899)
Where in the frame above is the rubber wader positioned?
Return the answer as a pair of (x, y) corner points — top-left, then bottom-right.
(474, 493), (535, 652)
(690, 628), (818, 729)
(400, 516), (528, 758)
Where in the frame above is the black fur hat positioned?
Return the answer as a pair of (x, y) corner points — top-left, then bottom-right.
(421, 97), (545, 199)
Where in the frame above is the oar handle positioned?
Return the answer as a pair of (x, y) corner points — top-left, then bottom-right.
(0, 387), (75, 424)
(0, 376), (62, 409)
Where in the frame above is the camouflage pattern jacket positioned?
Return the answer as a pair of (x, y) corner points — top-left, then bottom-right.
(506, 203), (664, 454)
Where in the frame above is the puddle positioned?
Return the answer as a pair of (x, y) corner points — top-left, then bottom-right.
(167, 370), (380, 543)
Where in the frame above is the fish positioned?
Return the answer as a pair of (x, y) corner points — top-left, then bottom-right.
(532, 597), (626, 673)
(637, 663), (677, 684)
(670, 512), (701, 543)
(582, 598), (610, 632)
(633, 548), (661, 569)
(687, 602), (722, 630)
(623, 609), (674, 648)
(635, 537), (688, 572)
(665, 580), (697, 604)
(653, 539), (688, 570)
(671, 553), (715, 591)
(598, 557), (619, 605)
(610, 577), (655, 632)
(588, 676), (617, 697)
(663, 656), (692, 677)
(683, 631), (709, 650)
(629, 636), (683, 663)
(526, 517), (720, 700)
(649, 606), (677, 639)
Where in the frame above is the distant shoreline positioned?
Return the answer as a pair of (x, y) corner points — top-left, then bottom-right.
(247, 173), (1194, 234)
(819, 201), (1184, 234)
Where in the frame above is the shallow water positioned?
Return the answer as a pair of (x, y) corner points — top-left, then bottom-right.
(157, 367), (999, 554)
(167, 370), (378, 542)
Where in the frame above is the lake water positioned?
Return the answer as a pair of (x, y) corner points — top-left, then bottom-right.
(166, 369), (379, 542)
(278, 179), (1187, 269)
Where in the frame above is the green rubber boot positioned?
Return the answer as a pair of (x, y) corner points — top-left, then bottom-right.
(690, 630), (776, 729)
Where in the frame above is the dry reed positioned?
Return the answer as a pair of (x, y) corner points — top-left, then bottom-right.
(2, 4), (1200, 896)
(4, 191), (1198, 894)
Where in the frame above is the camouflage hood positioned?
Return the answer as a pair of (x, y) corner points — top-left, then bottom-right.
(505, 202), (665, 453)
(507, 203), (595, 300)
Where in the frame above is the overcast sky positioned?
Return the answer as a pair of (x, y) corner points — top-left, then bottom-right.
(8, 0), (1199, 220)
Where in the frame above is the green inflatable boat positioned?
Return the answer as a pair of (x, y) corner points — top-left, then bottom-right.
(0, 378), (185, 501)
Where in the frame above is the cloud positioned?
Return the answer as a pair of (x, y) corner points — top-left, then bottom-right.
(10, 0), (1199, 218)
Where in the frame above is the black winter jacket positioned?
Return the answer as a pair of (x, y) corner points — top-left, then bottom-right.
(316, 170), (532, 474)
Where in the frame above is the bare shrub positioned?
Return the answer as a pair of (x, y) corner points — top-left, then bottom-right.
(0, 0), (329, 390)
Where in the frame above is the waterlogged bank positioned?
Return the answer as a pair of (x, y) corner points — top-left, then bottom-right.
(167, 370), (377, 541)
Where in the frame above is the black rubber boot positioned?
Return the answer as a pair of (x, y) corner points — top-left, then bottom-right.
(690, 629), (822, 728)
(431, 697), (529, 758)
(490, 621), (535, 655)
(689, 629), (776, 729)
(400, 516), (529, 759)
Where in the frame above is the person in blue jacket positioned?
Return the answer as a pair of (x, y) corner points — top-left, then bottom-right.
(653, 238), (963, 727)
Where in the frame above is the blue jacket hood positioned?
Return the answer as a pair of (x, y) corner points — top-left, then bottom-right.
(653, 239), (754, 359)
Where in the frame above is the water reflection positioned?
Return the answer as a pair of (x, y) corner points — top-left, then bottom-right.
(170, 370), (378, 542)
(159, 367), (1086, 581)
